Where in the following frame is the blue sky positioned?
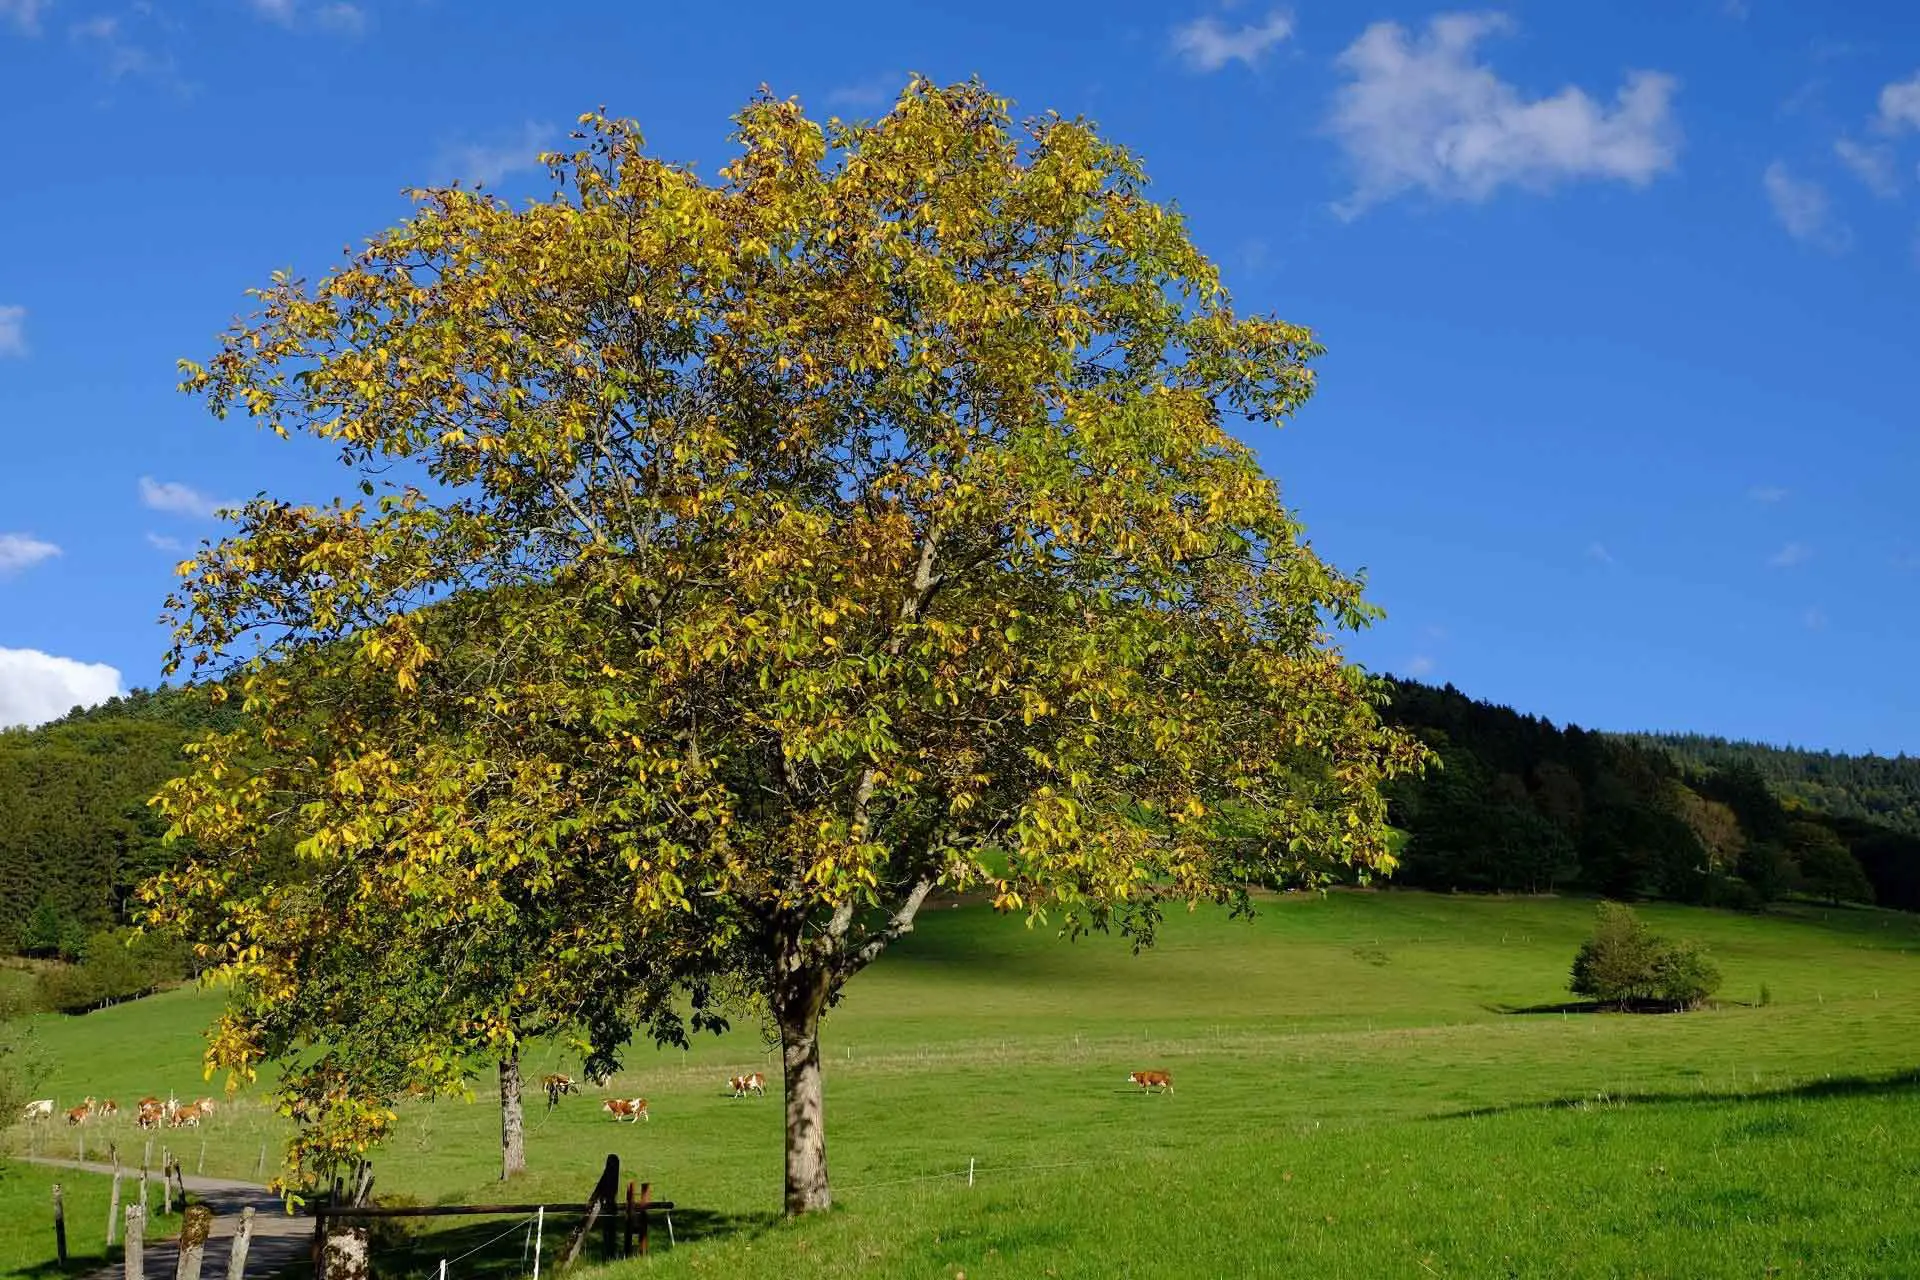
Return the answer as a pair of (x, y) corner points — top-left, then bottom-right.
(1, 0), (1916, 752)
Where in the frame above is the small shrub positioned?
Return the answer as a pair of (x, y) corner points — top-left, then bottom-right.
(1758, 982), (1772, 1007)
(1568, 902), (1721, 1011)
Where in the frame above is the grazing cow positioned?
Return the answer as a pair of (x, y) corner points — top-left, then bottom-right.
(193, 1097), (217, 1115)
(96, 1099), (119, 1119)
(66, 1105), (91, 1126)
(1127, 1070), (1174, 1095)
(169, 1104), (204, 1129)
(541, 1074), (579, 1111)
(136, 1100), (166, 1131)
(728, 1072), (767, 1098)
(602, 1097), (649, 1123)
(20, 1100), (54, 1122)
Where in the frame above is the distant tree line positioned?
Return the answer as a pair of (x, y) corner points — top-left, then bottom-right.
(0, 678), (1913, 972)
(1381, 680), (1909, 911)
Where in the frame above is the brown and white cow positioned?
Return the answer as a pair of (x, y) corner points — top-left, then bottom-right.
(95, 1099), (119, 1119)
(542, 1074), (579, 1111)
(65, 1104), (91, 1126)
(20, 1099), (53, 1122)
(728, 1072), (766, 1098)
(602, 1097), (649, 1123)
(136, 1100), (165, 1130)
(169, 1104), (204, 1129)
(193, 1097), (217, 1115)
(1126, 1070), (1174, 1095)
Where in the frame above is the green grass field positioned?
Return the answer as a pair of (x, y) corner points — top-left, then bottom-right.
(6, 891), (1920, 1278)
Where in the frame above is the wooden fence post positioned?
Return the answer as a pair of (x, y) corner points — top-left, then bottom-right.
(161, 1160), (173, 1218)
(124, 1205), (146, 1280)
(139, 1164), (149, 1218)
(638, 1182), (651, 1257)
(52, 1182), (69, 1269)
(557, 1155), (618, 1271)
(624, 1182), (635, 1257)
(224, 1207), (255, 1280)
(109, 1168), (123, 1248)
(311, 1208), (327, 1280)
(174, 1204), (213, 1280)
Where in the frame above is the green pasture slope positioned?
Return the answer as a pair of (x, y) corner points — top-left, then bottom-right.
(7, 891), (1920, 1278)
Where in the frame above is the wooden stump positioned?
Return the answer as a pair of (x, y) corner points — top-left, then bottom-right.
(174, 1205), (213, 1280)
(124, 1205), (146, 1280)
(320, 1227), (370, 1280)
(225, 1207), (255, 1280)
(52, 1182), (68, 1269)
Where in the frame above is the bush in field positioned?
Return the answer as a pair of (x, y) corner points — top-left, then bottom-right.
(34, 928), (189, 1014)
(1569, 902), (1721, 1010)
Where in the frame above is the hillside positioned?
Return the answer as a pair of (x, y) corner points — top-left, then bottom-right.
(2, 678), (1915, 965)
(1629, 732), (1920, 838)
(1380, 679), (1920, 913)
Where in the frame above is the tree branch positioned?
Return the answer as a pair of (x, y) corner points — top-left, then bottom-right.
(837, 874), (938, 977)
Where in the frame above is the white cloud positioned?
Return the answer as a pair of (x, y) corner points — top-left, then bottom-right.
(248, 0), (298, 26)
(0, 533), (60, 573)
(1747, 485), (1789, 503)
(1404, 655), (1437, 677)
(1171, 9), (1295, 73)
(1329, 13), (1680, 215)
(144, 531), (186, 553)
(0, 0), (47, 36)
(0, 648), (123, 729)
(1768, 541), (1811, 569)
(139, 475), (236, 519)
(1763, 161), (1849, 251)
(1586, 541), (1615, 565)
(1834, 137), (1899, 198)
(826, 71), (904, 110)
(1877, 71), (1920, 134)
(0, 304), (24, 357)
(438, 122), (556, 187)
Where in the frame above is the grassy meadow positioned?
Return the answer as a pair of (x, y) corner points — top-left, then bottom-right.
(5, 890), (1920, 1277)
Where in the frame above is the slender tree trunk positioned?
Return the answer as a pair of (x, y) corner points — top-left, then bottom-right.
(777, 966), (832, 1215)
(499, 1051), (526, 1181)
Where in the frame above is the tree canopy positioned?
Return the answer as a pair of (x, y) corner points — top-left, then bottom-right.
(148, 77), (1430, 1212)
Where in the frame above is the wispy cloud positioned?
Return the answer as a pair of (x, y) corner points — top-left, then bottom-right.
(438, 122), (556, 187)
(1768, 541), (1812, 569)
(0, 648), (123, 729)
(139, 476), (236, 519)
(1404, 654), (1437, 677)
(1171, 9), (1294, 73)
(0, 0), (47, 36)
(0, 533), (60, 574)
(314, 3), (365, 35)
(1747, 484), (1789, 504)
(247, 0), (298, 25)
(1834, 137), (1900, 197)
(0, 305), (24, 357)
(1877, 70), (1920, 134)
(144, 531), (186, 553)
(826, 71), (904, 110)
(1328, 13), (1680, 216)
(1763, 161), (1849, 251)
(69, 10), (184, 87)
(1587, 541), (1616, 566)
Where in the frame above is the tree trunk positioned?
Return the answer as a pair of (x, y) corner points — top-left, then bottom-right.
(499, 1052), (526, 1181)
(778, 972), (832, 1215)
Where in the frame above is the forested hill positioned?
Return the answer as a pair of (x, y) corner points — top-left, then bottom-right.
(1624, 733), (1920, 839)
(3, 678), (1918, 958)
(0, 687), (233, 956)
(1378, 680), (1920, 914)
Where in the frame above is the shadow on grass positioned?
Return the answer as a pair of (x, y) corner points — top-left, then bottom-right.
(1493, 998), (1705, 1015)
(360, 1207), (776, 1280)
(1435, 1066), (1920, 1122)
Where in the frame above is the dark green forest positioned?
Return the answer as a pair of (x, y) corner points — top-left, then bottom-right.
(1, 679), (1915, 976)
(1382, 680), (1920, 912)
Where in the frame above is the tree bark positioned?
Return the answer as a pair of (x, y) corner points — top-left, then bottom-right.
(777, 967), (832, 1216)
(499, 1051), (526, 1181)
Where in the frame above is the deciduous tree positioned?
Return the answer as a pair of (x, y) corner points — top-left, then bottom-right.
(149, 78), (1424, 1214)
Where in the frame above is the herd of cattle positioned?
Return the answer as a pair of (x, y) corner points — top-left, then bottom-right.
(19, 1094), (221, 1129)
(533, 1069), (770, 1123)
(18, 1068), (1167, 1136)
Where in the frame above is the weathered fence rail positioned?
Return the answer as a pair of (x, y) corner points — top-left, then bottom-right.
(310, 1156), (672, 1278)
